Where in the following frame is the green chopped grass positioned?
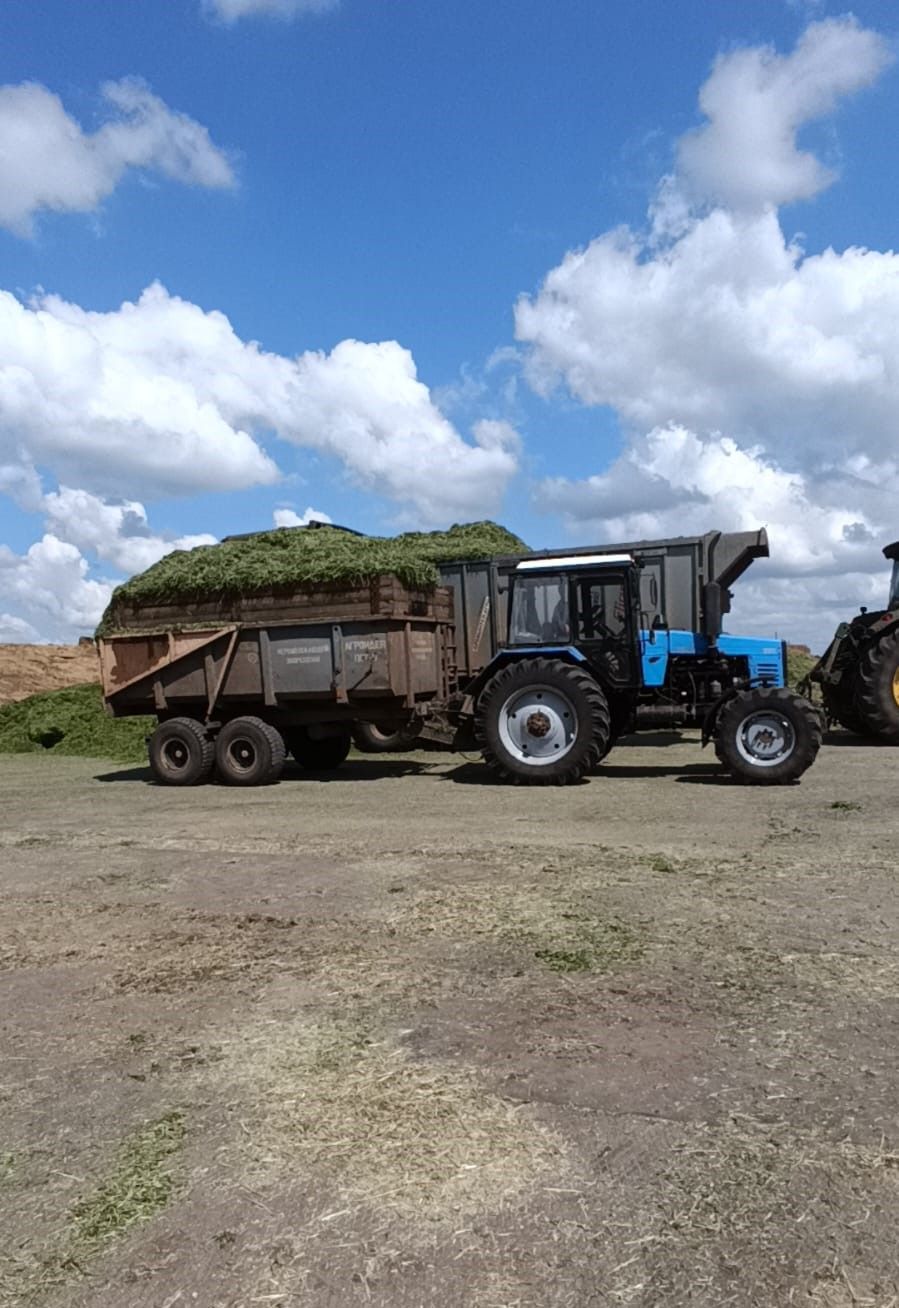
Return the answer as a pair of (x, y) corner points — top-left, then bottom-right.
(786, 645), (818, 687)
(97, 520), (528, 634)
(0, 684), (149, 763)
(69, 1111), (186, 1248)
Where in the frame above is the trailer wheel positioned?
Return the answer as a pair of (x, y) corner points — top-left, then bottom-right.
(215, 717), (286, 786)
(855, 629), (899, 742)
(287, 727), (352, 770)
(714, 688), (821, 784)
(148, 717), (214, 786)
(475, 658), (610, 785)
(351, 722), (421, 753)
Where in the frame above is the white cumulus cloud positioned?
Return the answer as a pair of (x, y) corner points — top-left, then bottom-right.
(0, 536), (113, 641)
(517, 18), (898, 647)
(204, 0), (337, 21)
(42, 487), (217, 576)
(0, 77), (235, 236)
(676, 18), (891, 212)
(273, 506), (333, 527)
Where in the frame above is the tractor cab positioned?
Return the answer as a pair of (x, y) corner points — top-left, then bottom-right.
(885, 541), (899, 610)
(508, 554), (641, 689)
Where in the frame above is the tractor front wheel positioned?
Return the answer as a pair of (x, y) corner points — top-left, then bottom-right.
(475, 658), (610, 785)
(714, 688), (821, 784)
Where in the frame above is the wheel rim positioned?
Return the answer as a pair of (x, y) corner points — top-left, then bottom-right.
(161, 738), (191, 774)
(734, 709), (796, 767)
(892, 665), (899, 709)
(225, 735), (258, 774)
(498, 684), (578, 766)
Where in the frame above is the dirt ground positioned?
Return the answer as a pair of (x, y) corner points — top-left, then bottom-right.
(1, 732), (898, 1308)
(0, 644), (99, 705)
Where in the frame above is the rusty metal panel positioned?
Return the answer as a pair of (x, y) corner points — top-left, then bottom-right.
(221, 636), (264, 698)
(343, 629), (391, 693)
(268, 628), (335, 695)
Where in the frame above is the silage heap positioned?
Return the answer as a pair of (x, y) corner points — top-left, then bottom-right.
(97, 521), (529, 637)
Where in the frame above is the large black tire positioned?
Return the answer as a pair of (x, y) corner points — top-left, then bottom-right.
(821, 681), (869, 737)
(287, 727), (352, 770)
(148, 717), (214, 786)
(855, 629), (899, 742)
(475, 658), (610, 785)
(714, 688), (821, 784)
(351, 722), (421, 753)
(215, 717), (286, 786)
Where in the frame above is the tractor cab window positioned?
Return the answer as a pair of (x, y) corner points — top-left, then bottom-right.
(576, 575), (628, 641)
(890, 560), (899, 610)
(509, 573), (570, 645)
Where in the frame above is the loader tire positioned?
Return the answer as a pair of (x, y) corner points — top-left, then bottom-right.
(351, 722), (421, 753)
(288, 727), (352, 770)
(475, 658), (610, 785)
(855, 629), (899, 742)
(215, 717), (286, 786)
(714, 687), (821, 785)
(148, 717), (214, 786)
(821, 682), (869, 737)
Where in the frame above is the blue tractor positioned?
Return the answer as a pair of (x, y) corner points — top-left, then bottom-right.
(442, 529), (822, 785)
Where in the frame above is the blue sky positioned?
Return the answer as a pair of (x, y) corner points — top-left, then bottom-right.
(1, 0), (899, 645)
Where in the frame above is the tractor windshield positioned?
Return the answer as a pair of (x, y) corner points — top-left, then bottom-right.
(890, 559), (899, 610)
(509, 573), (570, 644)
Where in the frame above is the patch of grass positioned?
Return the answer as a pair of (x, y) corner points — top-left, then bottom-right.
(645, 854), (677, 873)
(390, 883), (645, 978)
(829, 800), (862, 812)
(0, 1152), (13, 1183)
(97, 520), (528, 634)
(533, 947), (593, 973)
(0, 684), (148, 762)
(68, 1111), (185, 1248)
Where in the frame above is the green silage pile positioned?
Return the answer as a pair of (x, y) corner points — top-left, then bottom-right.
(97, 521), (528, 635)
(0, 684), (149, 762)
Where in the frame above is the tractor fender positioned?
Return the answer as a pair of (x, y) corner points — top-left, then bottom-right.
(700, 688), (741, 748)
(462, 647), (589, 715)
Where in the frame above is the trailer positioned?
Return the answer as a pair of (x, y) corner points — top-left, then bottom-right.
(99, 527), (822, 786)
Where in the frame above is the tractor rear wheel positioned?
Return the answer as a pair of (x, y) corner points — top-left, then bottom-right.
(215, 717), (286, 786)
(715, 688), (821, 784)
(287, 727), (352, 770)
(475, 658), (610, 785)
(855, 629), (899, 742)
(148, 717), (214, 786)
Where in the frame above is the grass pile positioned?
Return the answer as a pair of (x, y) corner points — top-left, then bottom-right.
(97, 520), (528, 634)
(786, 644), (818, 687)
(69, 1112), (186, 1248)
(0, 683), (149, 762)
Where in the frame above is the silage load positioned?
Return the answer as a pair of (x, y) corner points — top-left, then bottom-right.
(97, 520), (528, 636)
(0, 684), (149, 761)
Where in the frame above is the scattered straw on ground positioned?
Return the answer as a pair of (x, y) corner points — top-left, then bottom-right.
(387, 879), (645, 975)
(217, 1016), (563, 1222)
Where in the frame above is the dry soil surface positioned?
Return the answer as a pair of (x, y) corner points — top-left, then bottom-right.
(0, 644), (99, 705)
(1, 733), (898, 1308)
